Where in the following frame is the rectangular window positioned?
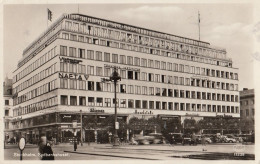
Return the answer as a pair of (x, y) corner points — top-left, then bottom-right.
(156, 101), (161, 109)
(96, 51), (102, 61)
(96, 82), (103, 91)
(79, 49), (85, 58)
(87, 50), (94, 60)
(105, 98), (111, 107)
(127, 56), (133, 65)
(135, 100), (141, 108)
(87, 66), (94, 75)
(149, 101), (154, 109)
(112, 54), (118, 63)
(120, 99), (126, 108)
(69, 47), (76, 57)
(119, 55), (126, 64)
(96, 97), (103, 107)
(88, 81), (94, 90)
(96, 67), (103, 76)
(104, 53), (110, 62)
(61, 95), (68, 105)
(134, 57), (140, 66)
(69, 79), (77, 89)
(88, 97), (95, 106)
(70, 96), (77, 105)
(78, 80), (86, 90)
(128, 99), (134, 108)
(60, 46), (67, 56)
(79, 96), (86, 106)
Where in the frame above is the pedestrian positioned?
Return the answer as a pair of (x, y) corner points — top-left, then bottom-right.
(38, 136), (54, 160)
(201, 135), (207, 151)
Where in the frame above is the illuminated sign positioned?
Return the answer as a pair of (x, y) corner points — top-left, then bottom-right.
(134, 110), (153, 115)
(90, 108), (105, 113)
(59, 73), (89, 80)
(104, 64), (140, 72)
(59, 57), (82, 64)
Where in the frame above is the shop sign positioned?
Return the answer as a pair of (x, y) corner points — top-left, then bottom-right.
(104, 64), (140, 72)
(89, 108), (105, 113)
(216, 114), (233, 118)
(59, 57), (82, 64)
(134, 110), (153, 115)
(59, 73), (89, 80)
(185, 113), (199, 116)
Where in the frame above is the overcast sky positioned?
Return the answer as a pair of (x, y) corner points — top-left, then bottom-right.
(3, 3), (255, 90)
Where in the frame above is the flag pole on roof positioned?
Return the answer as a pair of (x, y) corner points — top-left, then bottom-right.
(198, 10), (200, 41)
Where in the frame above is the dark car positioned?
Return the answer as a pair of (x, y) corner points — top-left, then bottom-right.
(182, 134), (191, 145)
(169, 133), (183, 144)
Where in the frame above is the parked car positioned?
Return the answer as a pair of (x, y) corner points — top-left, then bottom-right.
(168, 133), (183, 144)
(223, 135), (237, 143)
(182, 134), (191, 145)
(147, 133), (165, 144)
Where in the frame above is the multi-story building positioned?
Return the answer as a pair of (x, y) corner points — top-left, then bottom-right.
(239, 88), (254, 134)
(3, 77), (14, 142)
(10, 13), (239, 143)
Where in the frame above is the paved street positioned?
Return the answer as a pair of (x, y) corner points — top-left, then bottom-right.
(4, 142), (255, 160)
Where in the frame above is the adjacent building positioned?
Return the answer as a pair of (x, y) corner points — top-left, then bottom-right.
(240, 88), (254, 134)
(3, 77), (14, 142)
(10, 13), (239, 143)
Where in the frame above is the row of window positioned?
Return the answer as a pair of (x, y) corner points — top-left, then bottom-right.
(240, 99), (254, 106)
(60, 95), (239, 114)
(59, 79), (239, 102)
(59, 46), (238, 80)
(13, 96), (58, 116)
(60, 63), (238, 91)
(13, 46), (57, 83)
(14, 80), (57, 106)
(61, 31), (231, 68)
(13, 63), (57, 94)
(240, 109), (254, 117)
(63, 20), (226, 60)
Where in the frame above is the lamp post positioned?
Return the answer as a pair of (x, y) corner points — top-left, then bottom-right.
(80, 110), (83, 146)
(101, 66), (121, 146)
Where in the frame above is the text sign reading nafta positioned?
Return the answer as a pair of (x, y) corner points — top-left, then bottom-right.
(59, 73), (89, 80)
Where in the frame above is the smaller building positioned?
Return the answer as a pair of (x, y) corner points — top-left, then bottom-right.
(239, 88), (254, 134)
(3, 77), (14, 142)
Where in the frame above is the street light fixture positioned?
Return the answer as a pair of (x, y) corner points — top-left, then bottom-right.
(101, 66), (121, 146)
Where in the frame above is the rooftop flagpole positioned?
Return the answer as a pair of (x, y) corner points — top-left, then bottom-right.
(198, 10), (200, 41)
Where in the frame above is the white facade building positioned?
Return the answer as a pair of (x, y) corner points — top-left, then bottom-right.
(10, 13), (239, 142)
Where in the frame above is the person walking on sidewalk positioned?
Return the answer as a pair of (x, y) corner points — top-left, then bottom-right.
(201, 135), (207, 151)
(38, 136), (55, 160)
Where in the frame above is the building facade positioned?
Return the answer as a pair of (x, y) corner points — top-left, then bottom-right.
(3, 77), (14, 142)
(10, 13), (239, 143)
(239, 88), (254, 134)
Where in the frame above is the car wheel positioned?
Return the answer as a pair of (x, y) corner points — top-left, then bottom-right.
(229, 140), (232, 143)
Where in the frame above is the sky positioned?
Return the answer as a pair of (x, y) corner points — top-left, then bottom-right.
(2, 3), (256, 90)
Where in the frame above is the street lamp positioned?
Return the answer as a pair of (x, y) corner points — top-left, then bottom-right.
(101, 66), (121, 146)
(80, 110), (83, 146)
